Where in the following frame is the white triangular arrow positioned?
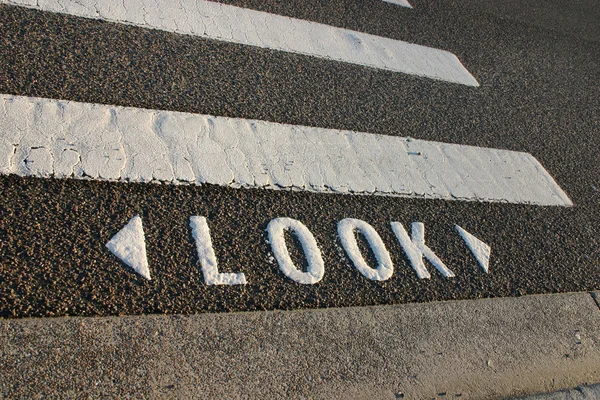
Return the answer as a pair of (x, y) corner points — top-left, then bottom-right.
(455, 225), (491, 273)
(106, 215), (151, 280)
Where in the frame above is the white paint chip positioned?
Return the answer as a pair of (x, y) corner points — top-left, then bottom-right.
(338, 218), (394, 281)
(0, 94), (573, 206)
(391, 222), (454, 279)
(189, 216), (246, 285)
(267, 217), (325, 284)
(382, 0), (412, 8)
(1, 0), (476, 86)
(105, 215), (151, 280)
(455, 225), (491, 273)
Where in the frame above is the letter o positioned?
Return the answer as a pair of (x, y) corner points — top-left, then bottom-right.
(337, 218), (394, 281)
(267, 217), (325, 284)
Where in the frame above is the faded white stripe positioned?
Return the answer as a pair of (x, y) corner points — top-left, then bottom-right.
(1, 0), (478, 86)
(0, 94), (572, 206)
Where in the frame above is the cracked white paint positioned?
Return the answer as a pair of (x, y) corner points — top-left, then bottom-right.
(106, 215), (151, 280)
(391, 222), (454, 279)
(189, 216), (247, 285)
(337, 218), (394, 281)
(2, 0), (476, 86)
(455, 225), (491, 273)
(382, 0), (412, 8)
(0, 94), (574, 206)
(267, 217), (325, 284)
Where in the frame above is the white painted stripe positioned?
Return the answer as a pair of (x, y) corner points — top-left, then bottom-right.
(1, 0), (478, 86)
(382, 0), (413, 8)
(0, 94), (572, 206)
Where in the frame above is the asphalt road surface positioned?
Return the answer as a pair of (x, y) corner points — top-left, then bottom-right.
(0, 0), (599, 320)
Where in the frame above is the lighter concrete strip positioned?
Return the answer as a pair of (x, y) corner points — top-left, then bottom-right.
(0, 0), (477, 86)
(0, 94), (573, 206)
(1, 292), (599, 399)
(512, 383), (600, 400)
(591, 292), (600, 310)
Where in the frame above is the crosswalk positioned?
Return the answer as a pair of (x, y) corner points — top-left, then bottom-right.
(0, 0), (597, 319)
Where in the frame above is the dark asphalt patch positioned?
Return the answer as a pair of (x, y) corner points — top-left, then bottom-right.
(0, 174), (597, 318)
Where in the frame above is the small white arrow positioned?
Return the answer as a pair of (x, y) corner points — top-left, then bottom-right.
(455, 225), (491, 273)
(106, 215), (151, 280)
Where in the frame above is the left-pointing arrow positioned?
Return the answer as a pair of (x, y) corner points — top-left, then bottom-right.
(105, 215), (151, 280)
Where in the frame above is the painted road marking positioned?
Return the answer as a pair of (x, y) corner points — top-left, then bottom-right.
(456, 225), (491, 273)
(267, 217), (325, 284)
(190, 216), (247, 285)
(338, 218), (395, 281)
(391, 222), (455, 279)
(382, 0), (413, 8)
(105, 215), (151, 280)
(109, 216), (490, 283)
(0, 94), (572, 206)
(1, 0), (477, 86)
